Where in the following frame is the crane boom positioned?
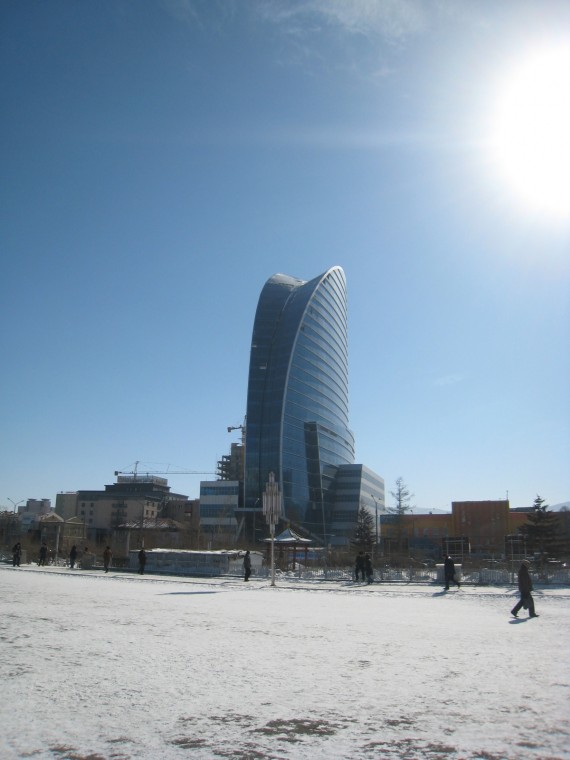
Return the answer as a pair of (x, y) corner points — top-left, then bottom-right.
(114, 469), (216, 477)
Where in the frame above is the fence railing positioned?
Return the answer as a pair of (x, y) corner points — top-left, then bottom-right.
(250, 564), (570, 586)
(2, 553), (569, 586)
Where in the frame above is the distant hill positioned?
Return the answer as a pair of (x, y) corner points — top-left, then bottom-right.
(511, 501), (569, 512)
(413, 503), (570, 514)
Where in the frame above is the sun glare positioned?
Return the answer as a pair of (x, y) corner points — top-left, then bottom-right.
(490, 43), (570, 219)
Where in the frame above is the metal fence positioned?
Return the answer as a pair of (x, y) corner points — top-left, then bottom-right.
(2, 552), (569, 586)
(250, 564), (570, 586)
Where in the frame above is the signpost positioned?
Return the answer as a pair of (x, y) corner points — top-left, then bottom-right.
(262, 471), (282, 587)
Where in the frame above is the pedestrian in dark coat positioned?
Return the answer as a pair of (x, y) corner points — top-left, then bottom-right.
(511, 561), (538, 618)
(355, 552), (365, 581)
(243, 550), (252, 582)
(69, 545), (77, 569)
(364, 554), (374, 584)
(103, 546), (112, 573)
(38, 542), (48, 566)
(444, 555), (460, 590)
(12, 542), (22, 567)
(138, 548), (146, 575)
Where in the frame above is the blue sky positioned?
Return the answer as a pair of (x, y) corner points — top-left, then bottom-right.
(2, 0), (569, 513)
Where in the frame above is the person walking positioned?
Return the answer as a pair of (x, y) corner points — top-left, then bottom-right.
(243, 550), (252, 582)
(69, 545), (78, 569)
(38, 542), (48, 566)
(12, 542), (22, 567)
(444, 555), (460, 590)
(511, 560), (539, 618)
(138, 548), (146, 575)
(103, 546), (112, 573)
(355, 551), (365, 582)
(364, 554), (374, 584)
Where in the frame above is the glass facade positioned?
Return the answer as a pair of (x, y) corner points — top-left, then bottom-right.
(199, 480), (239, 544)
(331, 464), (386, 547)
(245, 267), (355, 539)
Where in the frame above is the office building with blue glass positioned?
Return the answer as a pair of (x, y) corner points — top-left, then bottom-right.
(241, 266), (384, 547)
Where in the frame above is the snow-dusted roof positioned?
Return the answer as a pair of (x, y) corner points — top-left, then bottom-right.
(39, 513), (64, 523)
(129, 548), (263, 557)
(118, 518), (185, 530)
(264, 527), (312, 544)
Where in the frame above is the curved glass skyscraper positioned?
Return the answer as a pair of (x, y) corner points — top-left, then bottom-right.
(244, 266), (356, 539)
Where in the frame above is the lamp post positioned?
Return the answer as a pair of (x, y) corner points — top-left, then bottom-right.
(371, 495), (382, 557)
(262, 471), (281, 587)
(140, 500), (147, 548)
(8, 498), (25, 514)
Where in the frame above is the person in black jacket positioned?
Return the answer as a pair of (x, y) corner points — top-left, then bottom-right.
(364, 554), (374, 584)
(12, 542), (22, 567)
(511, 560), (538, 618)
(354, 552), (365, 582)
(69, 545), (78, 569)
(444, 555), (460, 590)
(243, 550), (252, 582)
(103, 546), (112, 573)
(138, 548), (146, 575)
(38, 542), (48, 566)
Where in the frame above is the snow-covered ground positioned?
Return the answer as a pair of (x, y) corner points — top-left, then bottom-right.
(1, 565), (569, 760)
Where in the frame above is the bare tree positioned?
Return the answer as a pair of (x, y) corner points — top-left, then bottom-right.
(388, 477), (414, 555)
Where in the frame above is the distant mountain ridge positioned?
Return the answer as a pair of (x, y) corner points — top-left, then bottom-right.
(413, 502), (570, 515)
(509, 501), (569, 512)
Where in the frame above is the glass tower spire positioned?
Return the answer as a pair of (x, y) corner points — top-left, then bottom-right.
(244, 266), (355, 538)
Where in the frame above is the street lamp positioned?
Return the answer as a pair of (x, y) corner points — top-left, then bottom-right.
(137, 499), (151, 549)
(7, 498), (25, 514)
(371, 495), (383, 557)
(262, 471), (282, 587)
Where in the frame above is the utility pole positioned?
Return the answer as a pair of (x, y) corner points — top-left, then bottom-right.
(263, 472), (281, 587)
(371, 494), (383, 558)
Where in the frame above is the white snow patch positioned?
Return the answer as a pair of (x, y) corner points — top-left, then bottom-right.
(1, 566), (569, 759)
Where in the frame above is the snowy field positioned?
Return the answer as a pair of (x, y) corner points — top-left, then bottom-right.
(1, 566), (569, 760)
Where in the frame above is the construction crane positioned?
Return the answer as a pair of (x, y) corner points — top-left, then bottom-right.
(227, 417), (246, 446)
(114, 462), (215, 479)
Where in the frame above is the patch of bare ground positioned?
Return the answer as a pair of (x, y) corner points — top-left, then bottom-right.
(170, 736), (208, 749)
(49, 747), (108, 760)
(253, 717), (343, 743)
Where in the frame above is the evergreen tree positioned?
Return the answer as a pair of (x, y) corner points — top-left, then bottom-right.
(519, 495), (560, 563)
(352, 504), (375, 549)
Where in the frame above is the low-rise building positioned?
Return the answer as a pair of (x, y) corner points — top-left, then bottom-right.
(54, 475), (191, 546)
(381, 500), (534, 559)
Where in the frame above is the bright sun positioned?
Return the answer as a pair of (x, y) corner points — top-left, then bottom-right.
(490, 43), (570, 219)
